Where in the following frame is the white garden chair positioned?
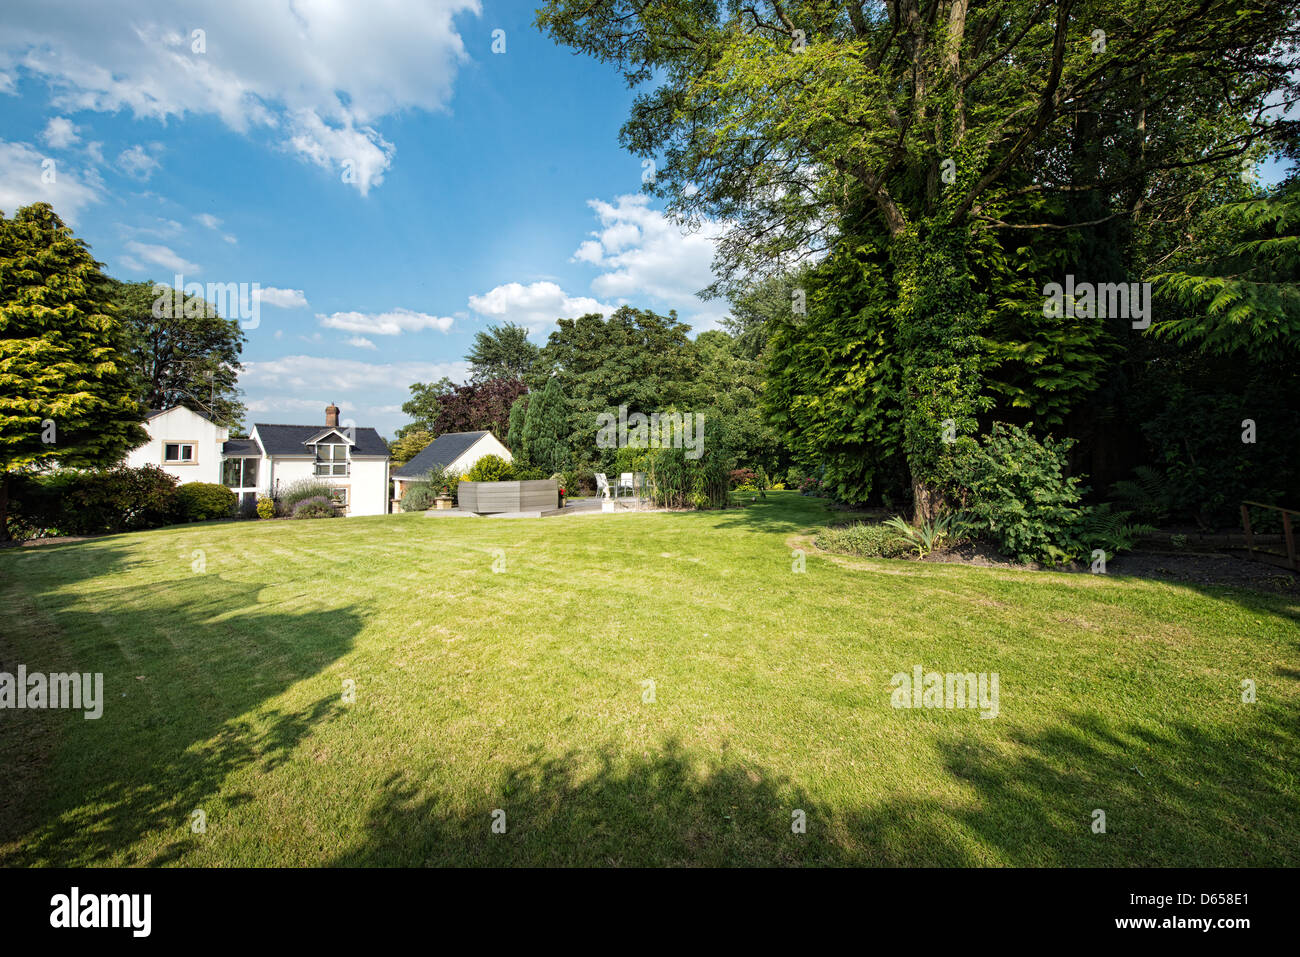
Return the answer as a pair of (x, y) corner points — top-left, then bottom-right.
(617, 472), (635, 497)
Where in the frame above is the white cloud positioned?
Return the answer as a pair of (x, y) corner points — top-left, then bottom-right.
(318, 307), (454, 336)
(242, 355), (470, 394)
(117, 143), (161, 180)
(85, 141), (104, 164)
(345, 336), (377, 350)
(255, 286), (308, 309)
(0, 139), (101, 223)
(39, 116), (79, 149)
(574, 194), (725, 309)
(122, 240), (199, 273)
(195, 212), (237, 244)
(287, 110), (394, 197)
(467, 281), (614, 334)
(0, 0), (481, 195)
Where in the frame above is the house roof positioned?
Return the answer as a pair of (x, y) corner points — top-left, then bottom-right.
(252, 423), (390, 458)
(222, 438), (261, 456)
(392, 430), (492, 479)
(147, 405), (216, 423)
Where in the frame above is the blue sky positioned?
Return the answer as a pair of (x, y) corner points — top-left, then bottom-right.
(1, 1), (1292, 439)
(0, 0), (727, 437)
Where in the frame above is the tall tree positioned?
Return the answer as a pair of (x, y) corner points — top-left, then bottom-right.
(110, 279), (246, 428)
(466, 321), (541, 382)
(0, 204), (147, 538)
(521, 376), (569, 473)
(397, 376), (454, 439)
(506, 393), (531, 464)
(531, 305), (700, 461)
(432, 377), (528, 439)
(538, 0), (1299, 516)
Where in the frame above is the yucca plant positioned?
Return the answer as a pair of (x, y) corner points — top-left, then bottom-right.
(882, 512), (972, 558)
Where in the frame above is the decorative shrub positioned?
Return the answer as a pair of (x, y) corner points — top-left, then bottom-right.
(814, 522), (913, 559)
(646, 416), (734, 509)
(292, 496), (338, 519)
(423, 465), (461, 502)
(255, 496), (276, 519)
(6, 466), (179, 539)
(466, 454), (515, 482)
(400, 484), (439, 512)
(175, 483), (238, 522)
(729, 468), (759, 488)
(514, 466), (549, 481)
(942, 422), (1087, 564)
(277, 478), (334, 517)
(559, 468), (596, 496)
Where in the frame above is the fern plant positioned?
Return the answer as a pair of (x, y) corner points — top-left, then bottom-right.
(1109, 465), (1173, 525)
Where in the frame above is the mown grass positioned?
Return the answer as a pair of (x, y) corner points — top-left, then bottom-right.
(1, 492), (1296, 866)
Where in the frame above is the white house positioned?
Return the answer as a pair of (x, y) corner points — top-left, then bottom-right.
(125, 406), (229, 486)
(126, 403), (392, 516)
(391, 430), (512, 504)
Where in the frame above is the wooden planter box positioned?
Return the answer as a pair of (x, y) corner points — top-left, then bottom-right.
(457, 479), (558, 514)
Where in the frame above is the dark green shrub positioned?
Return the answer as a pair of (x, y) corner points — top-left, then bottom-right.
(292, 496), (338, 519)
(814, 522), (913, 559)
(7, 466), (180, 538)
(400, 484), (439, 511)
(175, 483), (238, 522)
(514, 466), (548, 481)
(466, 454), (515, 482)
(943, 423), (1086, 564)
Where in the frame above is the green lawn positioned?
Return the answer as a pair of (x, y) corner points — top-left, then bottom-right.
(1, 492), (1296, 866)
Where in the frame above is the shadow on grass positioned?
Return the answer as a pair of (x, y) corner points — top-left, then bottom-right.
(331, 695), (1299, 866)
(0, 541), (360, 865)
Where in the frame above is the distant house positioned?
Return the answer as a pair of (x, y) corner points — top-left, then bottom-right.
(126, 403), (392, 516)
(390, 430), (511, 504)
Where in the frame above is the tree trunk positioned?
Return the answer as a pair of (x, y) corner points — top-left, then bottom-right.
(912, 474), (945, 525)
(0, 473), (10, 542)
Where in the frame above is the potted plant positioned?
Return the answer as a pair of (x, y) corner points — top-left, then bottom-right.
(559, 485), (566, 507)
(434, 484), (453, 510)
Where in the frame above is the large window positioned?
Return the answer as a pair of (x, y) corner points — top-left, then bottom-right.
(315, 443), (348, 476)
(164, 442), (196, 464)
(222, 458), (259, 488)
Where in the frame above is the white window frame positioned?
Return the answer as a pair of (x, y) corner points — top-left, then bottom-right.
(164, 441), (198, 465)
(315, 443), (349, 477)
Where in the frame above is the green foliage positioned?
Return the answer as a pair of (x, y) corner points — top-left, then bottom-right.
(530, 306), (700, 466)
(522, 376), (569, 473)
(1152, 180), (1300, 359)
(506, 393), (530, 464)
(882, 513), (970, 559)
(423, 464), (461, 501)
(255, 495), (276, 520)
(1109, 466), (1174, 526)
(467, 321), (540, 382)
(109, 278), (247, 428)
(943, 423), (1087, 565)
(292, 496), (338, 519)
(1, 203), (148, 536)
(466, 454), (515, 483)
(813, 522), (913, 560)
(389, 429), (432, 468)
(400, 484), (439, 512)
(1073, 504), (1155, 561)
(397, 377), (453, 439)
(646, 415), (734, 509)
(175, 482), (238, 522)
(6, 466), (179, 539)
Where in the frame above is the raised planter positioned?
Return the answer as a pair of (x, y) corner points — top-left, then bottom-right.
(457, 479), (558, 514)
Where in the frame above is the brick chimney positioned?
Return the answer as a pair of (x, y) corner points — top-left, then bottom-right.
(325, 402), (340, 428)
